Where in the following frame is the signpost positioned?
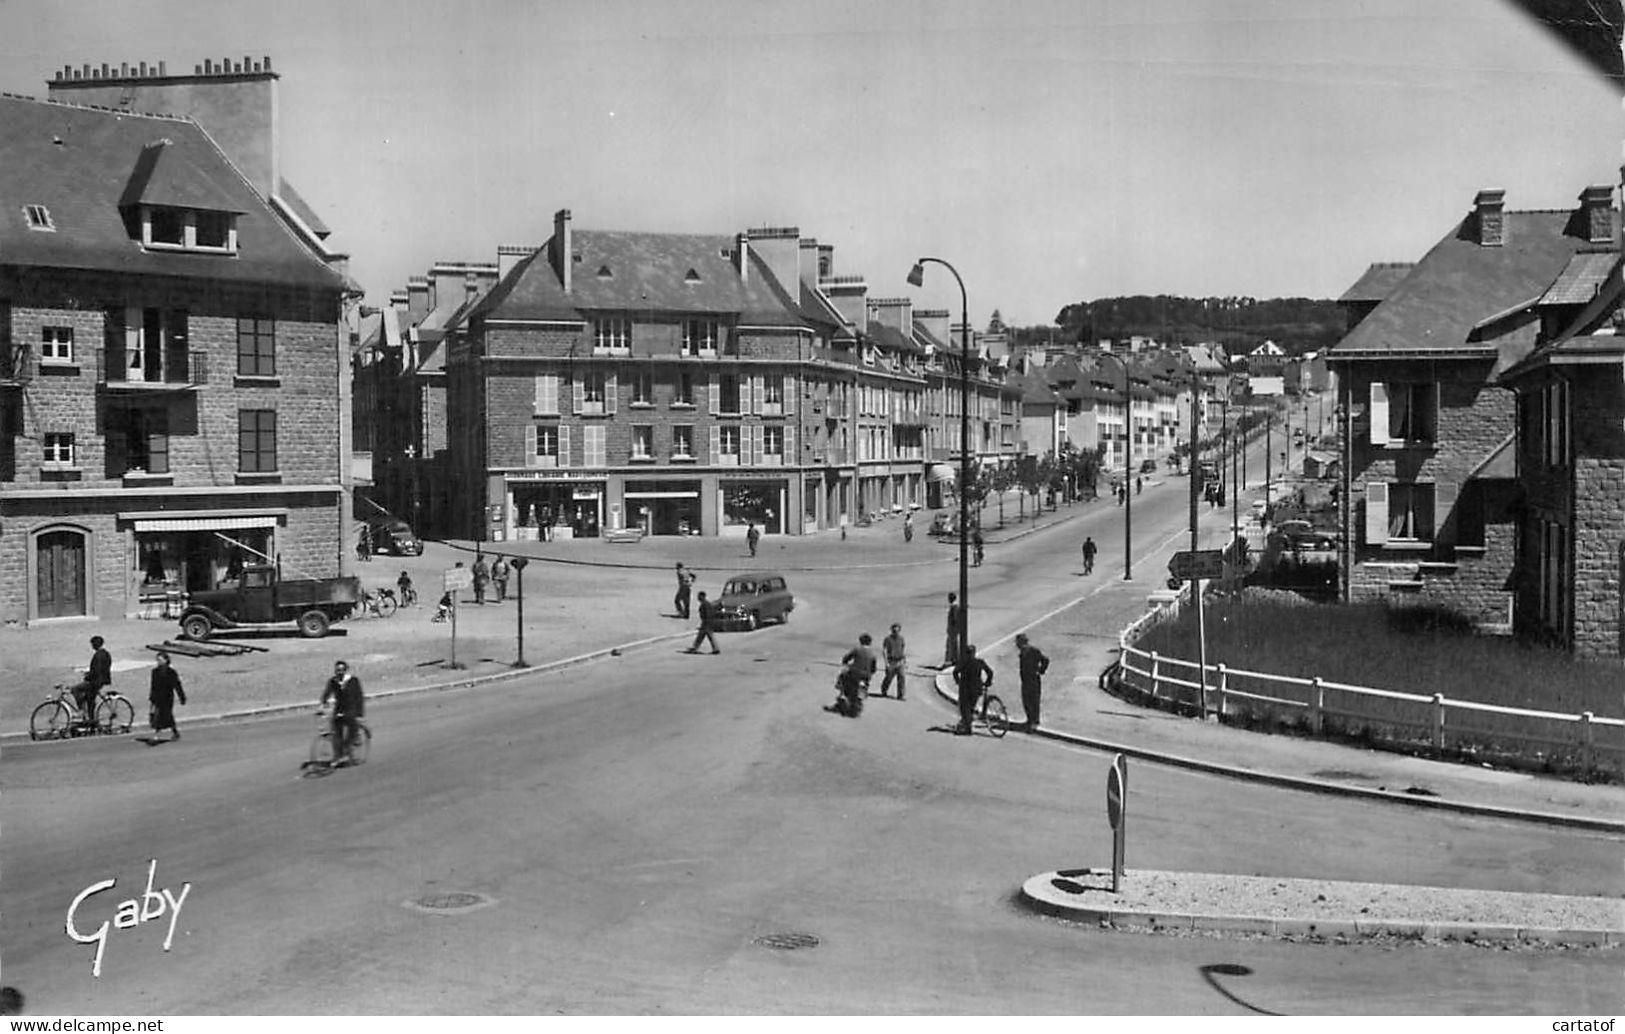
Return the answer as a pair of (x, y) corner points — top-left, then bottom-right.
(1106, 753), (1127, 893)
(443, 566), (473, 669)
(1168, 548), (1226, 581)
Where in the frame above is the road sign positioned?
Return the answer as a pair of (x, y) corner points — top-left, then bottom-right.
(444, 567), (473, 592)
(1107, 754), (1127, 893)
(1169, 548), (1226, 581)
(1107, 758), (1124, 830)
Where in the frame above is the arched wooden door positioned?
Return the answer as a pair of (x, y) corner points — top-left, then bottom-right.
(36, 529), (87, 618)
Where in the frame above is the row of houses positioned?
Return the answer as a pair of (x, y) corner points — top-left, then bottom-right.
(0, 57), (355, 626)
(1329, 184), (1625, 660)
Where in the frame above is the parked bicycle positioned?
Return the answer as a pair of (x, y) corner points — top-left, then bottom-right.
(30, 683), (135, 740)
(305, 709), (371, 770)
(353, 587), (398, 619)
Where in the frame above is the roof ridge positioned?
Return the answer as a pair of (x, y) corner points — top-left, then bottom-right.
(4, 92), (196, 123)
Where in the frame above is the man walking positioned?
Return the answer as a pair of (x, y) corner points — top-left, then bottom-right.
(1015, 633), (1050, 731)
(903, 512), (914, 543)
(674, 562), (695, 619)
(953, 644), (994, 736)
(746, 522), (761, 557)
(472, 552), (489, 605)
(1081, 536), (1097, 575)
(879, 623), (907, 699)
(686, 591), (721, 655)
(943, 593), (962, 668)
(491, 555), (511, 602)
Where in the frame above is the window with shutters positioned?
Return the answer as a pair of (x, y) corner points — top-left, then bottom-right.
(1370, 381), (1436, 445)
(762, 425), (784, 465)
(718, 374), (741, 415)
(1387, 482), (1434, 542)
(580, 371), (607, 415)
(580, 424), (606, 466)
(719, 425), (741, 465)
(762, 374), (784, 415)
(531, 424), (560, 466)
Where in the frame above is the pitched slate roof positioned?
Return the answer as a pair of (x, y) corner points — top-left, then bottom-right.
(472, 229), (805, 326)
(1010, 367), (1060, 405)
(1501, 256), (1625, 382)
(1539, 250), (1617, 306)
(0, 94), (345, 290)
(1332, 207), (1613, 359)
(1338, 262), (1415, 304)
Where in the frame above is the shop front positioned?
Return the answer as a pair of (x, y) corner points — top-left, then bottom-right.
(720, 477), (787, 536)
(508, 476), (604, 541)
(625, 479), (702, 536)
(131, 514), (278, 595)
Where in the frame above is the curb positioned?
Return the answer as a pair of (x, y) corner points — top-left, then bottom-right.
(4, 630), (694, 745)
(931, 670), (1625, 834)
(1016, 873), (1623, 946)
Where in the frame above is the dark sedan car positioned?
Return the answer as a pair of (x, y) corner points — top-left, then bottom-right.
(715, 573), (794, 630)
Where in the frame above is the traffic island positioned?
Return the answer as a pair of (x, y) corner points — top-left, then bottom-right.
(1018, 868), (1623, 947)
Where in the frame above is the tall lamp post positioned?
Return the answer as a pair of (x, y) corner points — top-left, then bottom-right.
(908, 257), (971, 653)
(1097, 352), (1133, 580)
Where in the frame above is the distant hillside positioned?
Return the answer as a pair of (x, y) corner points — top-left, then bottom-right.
(1021, 295), (1344, 356)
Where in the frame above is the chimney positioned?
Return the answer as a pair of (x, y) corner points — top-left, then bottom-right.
(1474, 189), (1506, 247)
(867, 297), (914, 337)
(406, 277), (431, 326)
(914, 308), (951, 350)
(744, 227), (800, 294)
(553, 209), (573, 293)
(497, 245), (535, 281)
(1579, 184), (1613, 244)
(821, 276), (869, 335)
(799, 238), (821, 288)
(734, 232), (750, 283)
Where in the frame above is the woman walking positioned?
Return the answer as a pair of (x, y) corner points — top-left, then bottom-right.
(148, 651), (187, 742)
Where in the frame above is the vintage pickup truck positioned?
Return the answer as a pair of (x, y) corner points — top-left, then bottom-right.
(178, 564), (362, 640)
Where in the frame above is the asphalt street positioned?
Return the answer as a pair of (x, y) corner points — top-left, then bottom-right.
(5, 451), (1621, 1015)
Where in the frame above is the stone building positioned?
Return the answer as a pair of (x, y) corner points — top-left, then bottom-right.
(1499, 246), (1624, 659)
(1327, 186), (1615, 630)
(0, 78), (350, 624)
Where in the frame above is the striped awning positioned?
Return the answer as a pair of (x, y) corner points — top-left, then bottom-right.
(133, 515), (279, 532)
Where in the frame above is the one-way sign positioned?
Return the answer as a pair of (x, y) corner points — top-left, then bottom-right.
(1169, 548), (1226, 581)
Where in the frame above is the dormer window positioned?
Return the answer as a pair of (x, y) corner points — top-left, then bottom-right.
(24, 204), (54, 231)
(684, 268), (701, 284)
(140, 205), (237, 254)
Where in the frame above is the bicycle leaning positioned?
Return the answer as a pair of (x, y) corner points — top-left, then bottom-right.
(30, 683), (135, 740)
(353, 587), (398, 619)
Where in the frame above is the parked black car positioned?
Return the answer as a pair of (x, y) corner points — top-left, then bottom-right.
(369, 518), (425, 556)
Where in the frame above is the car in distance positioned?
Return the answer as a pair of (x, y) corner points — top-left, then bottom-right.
(1140, 458), (1157, 474)
(715, 572), (794, 630)
(369, 518), (425, 556)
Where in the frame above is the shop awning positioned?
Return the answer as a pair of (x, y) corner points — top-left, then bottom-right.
(927, 463), (958, 483)
(624, 491), (700, 499)
(133, 515), (280, 532)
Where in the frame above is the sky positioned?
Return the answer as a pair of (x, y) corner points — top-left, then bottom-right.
(0, 0), (1620, 328)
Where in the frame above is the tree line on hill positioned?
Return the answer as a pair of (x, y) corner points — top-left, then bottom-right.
(1004, 295), (1345, 356)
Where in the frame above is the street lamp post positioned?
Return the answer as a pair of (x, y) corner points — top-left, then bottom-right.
(908, 257), (972, 655)
(510, 556), (530, 668)
(1097, 352), (1133, 580)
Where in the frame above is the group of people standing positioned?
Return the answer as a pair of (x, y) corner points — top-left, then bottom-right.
(941, 595), (1050, 734)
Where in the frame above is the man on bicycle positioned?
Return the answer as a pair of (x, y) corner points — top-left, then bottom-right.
(952, 643), (994, 736)
(72, 635), (113, 720)
(832, 633), (877, 717)
(319, 660), (365, 764)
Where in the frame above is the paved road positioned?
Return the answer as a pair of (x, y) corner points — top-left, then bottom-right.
(6, 467), (1620, 1015)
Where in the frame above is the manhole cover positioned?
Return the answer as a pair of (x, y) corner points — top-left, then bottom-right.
(403, 891), (495, 915)
(753, 932), (819, 950)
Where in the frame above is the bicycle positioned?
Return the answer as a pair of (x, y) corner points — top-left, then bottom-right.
(30, 683), (134, 740)
(396, 583), (418, 608)
(352, 587), (398, 619)
(959, 684), (1008, 738)
(306, 710), (371, 770)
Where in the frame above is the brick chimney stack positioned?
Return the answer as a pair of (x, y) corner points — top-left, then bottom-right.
(1474, 189), (1506, 247)
(1579, 184), (1613, 244)
(746, 227), (800, 294)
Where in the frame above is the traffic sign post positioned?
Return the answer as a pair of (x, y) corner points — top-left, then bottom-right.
(1168, 548), (1226, 581)
(1106, 753), (1127, 893)
(443, 567), (472, 670)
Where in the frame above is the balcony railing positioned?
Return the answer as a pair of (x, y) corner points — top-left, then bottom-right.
(101, 348), (209, 388)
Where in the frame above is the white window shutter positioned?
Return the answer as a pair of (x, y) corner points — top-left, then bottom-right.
(751, 376), (763, 414)
(709, 424), (721, 462)
(749, 423), (762, 466)
(1364, 482), (1389, 545)
(558, 425), (571, 467)
(533, 376), (544, 415)
(709, 375), (719, 416)
(784, 422), (796, 462)
(1369, 382), (1390, 446)
(573, 379), (585, 414)
(524, 424), (539, 466)
(606, 372), (617, 414)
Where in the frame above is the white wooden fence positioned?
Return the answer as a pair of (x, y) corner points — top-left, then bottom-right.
(1115, 592), (1625, 777)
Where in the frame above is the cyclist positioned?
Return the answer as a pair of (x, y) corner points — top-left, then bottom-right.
(972, 529), (985, 567)
(319, 660), (365, 765)
(396, 569), (417, 607)
(71, 635), (113, 721)
(952, 643), (994, 736)
(830, 633), (877, 717)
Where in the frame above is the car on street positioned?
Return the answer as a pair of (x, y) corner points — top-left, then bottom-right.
(715, 572), (794, 630)
(1140, 458), (1157, 474)
(369, 518), (425, 556)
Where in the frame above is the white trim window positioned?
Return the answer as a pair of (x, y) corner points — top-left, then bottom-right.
(140, 205), (237, 254)
(673, 371), (695, 407)
(580, 371), (608, 415)
(683, 319), (719, 357)
(671, 424), (695, 460)
(631, 424), (654, 460)
(718, 425), (741, 465)
(23, 204), (54, 231)
(762, 424), (784, 466)
(593, 318), (631, 355)
(762, 374), (784, 415)
(1366, 480), (1434, 544)
(40, 325), (73, 364)
(629, 368), (654, 406)
(42, 431), (75, 467)
(581, 424), (606, 467)
(527, 423), (560, 467)
(1369, 381), (1436, 445)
